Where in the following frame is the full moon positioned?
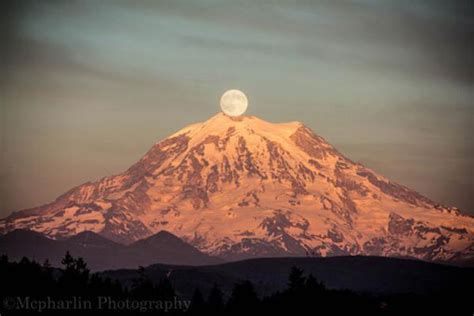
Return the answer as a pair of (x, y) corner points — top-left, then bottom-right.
(220, 89), (248, 117)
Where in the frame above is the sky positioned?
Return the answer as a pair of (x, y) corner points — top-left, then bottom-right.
(1, 0), (473, 217)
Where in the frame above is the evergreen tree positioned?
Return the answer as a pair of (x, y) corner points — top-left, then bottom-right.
(61, 251), (75, 269)
(288, 266), (306, 292)
(305, 274), (325, 292)
(0, 254), (8, 264)
(188, 288), (206, 315)
(131, 266), (156, 298)
(59, 251), (90, 294)
(42, 258), (51, 269)
(156, 277), (176, 300)
(226, 280), (259, 313)
(207, 283), (225, 315)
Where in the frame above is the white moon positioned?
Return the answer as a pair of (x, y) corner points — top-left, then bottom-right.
(220, 89), (248, 117)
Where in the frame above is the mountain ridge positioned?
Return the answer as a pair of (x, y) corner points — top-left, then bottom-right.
(0, 229), (221, 270)
(101, 255), (474, 299)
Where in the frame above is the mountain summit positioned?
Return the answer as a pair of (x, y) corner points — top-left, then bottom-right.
(1, 113), (473, 262)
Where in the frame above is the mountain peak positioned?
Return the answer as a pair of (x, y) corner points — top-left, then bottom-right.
(138, 230), (183, 244)
(170, 112), (304, 145)
(130, 231), (189, 249)
(129, 230), (223, 265)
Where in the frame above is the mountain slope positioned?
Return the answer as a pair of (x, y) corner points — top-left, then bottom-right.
(1, 113), (473, 262)
(0, 230), (221, 270)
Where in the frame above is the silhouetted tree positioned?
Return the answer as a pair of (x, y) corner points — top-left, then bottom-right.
(288, 266), (305, 292)
(61, 250), (74, 268)
(226, 280), (259, 314)
(156, 277), (176, 300)
(58, 251), (90, 294)
(0, 254), (8, 263)
(1, 253), (472, 315)
(305, 274), (325, 292)
(131, 266), (156, 298)
(188, 288), (206, 315)
(42, 258), (51, 269)
(207, 283), (225, 315)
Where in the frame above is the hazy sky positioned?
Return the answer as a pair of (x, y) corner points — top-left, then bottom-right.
(1, 0), (473, 217)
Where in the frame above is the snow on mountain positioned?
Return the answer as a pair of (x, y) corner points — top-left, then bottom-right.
(1, 113), (473, 262)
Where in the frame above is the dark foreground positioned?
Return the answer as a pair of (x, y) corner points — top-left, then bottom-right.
(0, 254), (472, 315)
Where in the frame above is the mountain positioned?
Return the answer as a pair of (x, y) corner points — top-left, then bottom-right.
(0, 229), (220, 270)
(101, 256), (474, 299)
(0, 113), (473, 263)
(67, 230), (122, 248)
(0, 229), (62, 263)
(127, 231), (222, 267)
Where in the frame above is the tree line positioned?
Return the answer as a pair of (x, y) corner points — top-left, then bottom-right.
(0, 253), (471, 315)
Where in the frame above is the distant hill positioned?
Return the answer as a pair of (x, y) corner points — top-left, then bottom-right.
(0, 229), (221, 270)
(101, 256), (474, 299)
(128, 231), (220, 267)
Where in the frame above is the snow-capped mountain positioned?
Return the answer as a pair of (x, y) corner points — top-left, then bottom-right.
(1, 113), (473, 262)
